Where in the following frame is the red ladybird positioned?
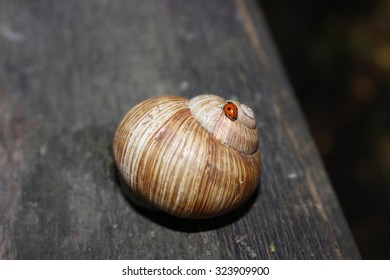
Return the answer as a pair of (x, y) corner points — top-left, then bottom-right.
(223, 102), (238, 121)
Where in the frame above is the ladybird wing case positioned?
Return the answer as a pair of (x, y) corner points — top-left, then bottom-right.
(223, 102), (238, 121)
(113, 94), (261, 218)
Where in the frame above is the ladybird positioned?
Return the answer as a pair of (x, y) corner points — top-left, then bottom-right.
(223, 102), (238, 121)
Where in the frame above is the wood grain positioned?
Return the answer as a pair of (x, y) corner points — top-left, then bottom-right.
(0, 0), (360, 259)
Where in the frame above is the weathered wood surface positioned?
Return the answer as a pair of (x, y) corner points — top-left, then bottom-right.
(0, 0), (360, 259)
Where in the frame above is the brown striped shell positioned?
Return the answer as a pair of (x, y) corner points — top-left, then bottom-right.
(113, 94), (261, 218)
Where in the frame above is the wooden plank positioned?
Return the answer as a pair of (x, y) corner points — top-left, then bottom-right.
(0, 0), (360, 259)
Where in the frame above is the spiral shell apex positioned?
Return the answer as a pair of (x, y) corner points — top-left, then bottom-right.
(113, 94), (261, 218)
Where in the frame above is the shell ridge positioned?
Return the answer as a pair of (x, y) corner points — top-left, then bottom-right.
(134, 107), (190, 201)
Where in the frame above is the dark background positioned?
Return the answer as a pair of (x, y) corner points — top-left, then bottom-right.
(261, 0), (390, 259)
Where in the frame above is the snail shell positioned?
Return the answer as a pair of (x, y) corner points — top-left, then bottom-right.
(113, 94), (261, 218)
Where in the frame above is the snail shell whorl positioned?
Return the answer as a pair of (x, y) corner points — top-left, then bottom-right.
(188, 95), (258, 154)
(113, 94), (261, 218)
